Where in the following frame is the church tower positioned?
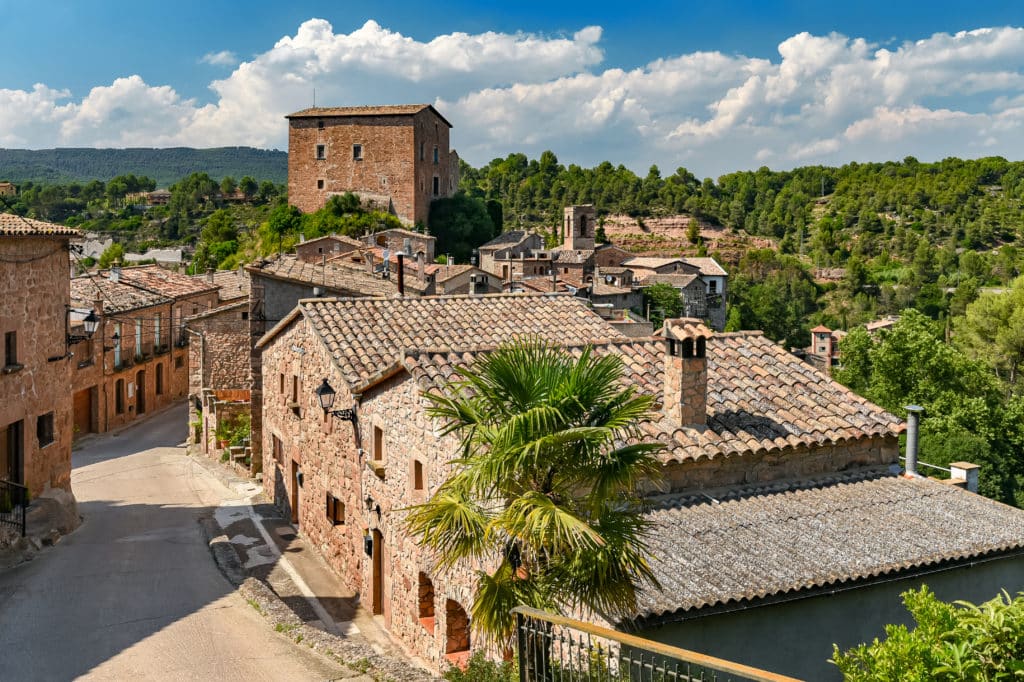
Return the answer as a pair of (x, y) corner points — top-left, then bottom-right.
(562, 204), (596, 251)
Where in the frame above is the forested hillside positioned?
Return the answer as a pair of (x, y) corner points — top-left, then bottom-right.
(0, 147), (287, 186)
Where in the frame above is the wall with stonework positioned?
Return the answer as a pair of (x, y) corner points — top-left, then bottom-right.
(259, 318), (483, 670)
(188, 307), (250, 392)
(0, 236), (74, 494)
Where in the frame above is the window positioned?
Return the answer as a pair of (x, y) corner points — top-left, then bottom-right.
(37, 412), (54, 447)
(432, 146), (439, 164)
(272, 434), (283, 465)
(279, 373), (285, 396)
(155, 363), (164, 395)
(291, 375), (299, 403)
(419, 141), (425, 161)
(135, 319), (142, 357)
(175, 355), (184, 369)
(115, 379), (125, 414)
(317, 120), (324, 130)
(315, 144), (326, 160)
(418, 573), (435, 632)
(413, 460), (424, 491)
(3, 331), (16, 367)
(241, 311), (248, 320)
(317, 179), (324, 190)
(154, 313), (161, 349)
(352, 144), (363, 160)
(192, 305), (198, 315)
(327, 494), (345, 525)
(432, 176), (439, 196)
(709, 280), (718, 294)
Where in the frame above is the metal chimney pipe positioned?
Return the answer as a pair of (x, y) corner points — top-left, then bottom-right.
(397, 253), (405, 297)
(905, 405), (923, 476)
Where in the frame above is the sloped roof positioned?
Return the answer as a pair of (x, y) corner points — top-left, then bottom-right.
(108, 265), (219, 300)
(267, 294), (626, 392)
(199, 268), (251, 302)
(637, 273), (701, 288)
(247, 254), (414, 297)
(633, 473), (1024, 624)
(286, 104), (452, 128)
(622, 257), (688, 270)
(478, 230), (533, 250)
(590, 282), (633, 296)
(371, 227), (436, 242)
(71, 275), (172, 314)
(405, 332), (902, 464)
(299, 234), (364, 249)
(185, 300), (248, 323)
(682, 256), (728, 276)
(0, 213), (80, 237)
(554, 249), (594, 264)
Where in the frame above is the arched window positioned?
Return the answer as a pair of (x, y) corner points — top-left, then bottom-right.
(445, 599), (470, 655)
(418, 573), (435, 632)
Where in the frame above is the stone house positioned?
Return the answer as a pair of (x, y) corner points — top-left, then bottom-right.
(364, 228), (437, 263)
(109, 264), (220, 348)
(1, 216), (80, 496)
(70, 272), (186, 436)
(256, 294), (627, 669)
(622, 257), (698, 279)
(636, 272), (708, 319)
(681, 256), (728, 330)
(427, 264), (500, 295)
(476, 231), (548, 282)
(286, 104), (458, 226)
(184, 301), (251, 459)
(295, 235), (364, 264)
(256, 298), (1024, 677)
(194, 267), (251, 305)
(0, 182), (17, 197)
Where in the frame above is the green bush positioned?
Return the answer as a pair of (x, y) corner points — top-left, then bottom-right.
(443, 651), (517, 682)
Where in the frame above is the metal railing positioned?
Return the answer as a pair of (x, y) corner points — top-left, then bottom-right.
(0, 479), (28, 537)
(513, 607), (802, 682)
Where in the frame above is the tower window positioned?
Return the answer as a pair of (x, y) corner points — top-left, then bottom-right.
(316, 144), (326, 160)
(317, 179), (324, 190)
(353, 144), (363, 161)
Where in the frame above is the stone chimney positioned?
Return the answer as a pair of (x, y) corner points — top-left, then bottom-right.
(206, 267), (215, 283)
(417, 252), (426, 282)
(469, 274), (478, 296)
(110, 264), (121, 283)
(663, 318), (712, 426)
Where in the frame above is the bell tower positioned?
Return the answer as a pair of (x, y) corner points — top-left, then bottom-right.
(562, 204), (596, 251)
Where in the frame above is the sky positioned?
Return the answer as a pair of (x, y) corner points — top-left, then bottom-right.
(1, 1), (1023, 178)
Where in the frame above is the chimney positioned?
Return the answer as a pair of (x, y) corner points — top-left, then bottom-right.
(365, 251), (374, 275)
(950, 461), (980, 493)
(471, 249), (479, 267)
(663, 318), (711, 426)
(417, 251), (425, 282)
(397, 253), (405, 297)
(469, 274), (478, 296)
(110, 264), (121, 283)
(206, 267), (215, 283)
(904, 405), (923, 476)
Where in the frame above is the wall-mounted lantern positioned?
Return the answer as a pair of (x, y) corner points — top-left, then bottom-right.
(315, 378), (356, 422)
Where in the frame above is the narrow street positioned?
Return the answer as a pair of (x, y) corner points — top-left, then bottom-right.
(0, 402), (342, 681)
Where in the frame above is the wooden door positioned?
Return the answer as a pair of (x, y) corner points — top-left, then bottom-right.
(371, 529), (384, 615)
(135, 370), (146, 414)
(72, 388), (93, 438)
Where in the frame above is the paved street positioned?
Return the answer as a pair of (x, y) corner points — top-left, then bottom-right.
(0, 401), (342, 681)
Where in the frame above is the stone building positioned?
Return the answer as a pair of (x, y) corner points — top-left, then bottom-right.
(255, 296), (1024, 676)
(1, 215), (80, 495)
(0, 182), (17, 197)
(109, 264), (220, 347)
(295, 235), (363, 264)
(286, 104), (458, 226)
(194, 267), (251, 305)
(70, 272), (187, 436)
(364, 228), (436, 263)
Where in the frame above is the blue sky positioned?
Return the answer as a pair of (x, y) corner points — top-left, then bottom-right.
(1, 1), (1023, 177)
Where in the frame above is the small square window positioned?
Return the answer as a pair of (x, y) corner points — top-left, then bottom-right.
(4, 330), (16, 366)
(432, 146), (439, 164)
(37, 412), (54, 447)
(175, 356), (184, 369)
(317, 120), (324, 130)
(327, 494), (345, 525)
(317, 179), (324, 190)
(316, 144), (326, 160)
(353, 144), (363, 161)
(241, 311), (249, 320)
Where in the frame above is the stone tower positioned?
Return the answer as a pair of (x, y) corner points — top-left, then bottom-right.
(562, 204), (596, 251)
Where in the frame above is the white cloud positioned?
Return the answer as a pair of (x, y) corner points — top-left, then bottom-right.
(200, 50), (238, 67)
(0, 20), (1023, 176)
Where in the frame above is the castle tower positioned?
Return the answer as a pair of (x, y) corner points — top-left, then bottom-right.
(562, 205), (596, 251)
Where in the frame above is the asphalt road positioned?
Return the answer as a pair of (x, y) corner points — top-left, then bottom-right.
(0, 402), (342, 681)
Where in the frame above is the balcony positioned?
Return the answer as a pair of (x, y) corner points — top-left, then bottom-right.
(513, 606), (801, 682)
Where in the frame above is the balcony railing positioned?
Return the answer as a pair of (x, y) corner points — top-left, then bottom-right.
(513, 606), (802, 682)
(0, 479), (28, 537)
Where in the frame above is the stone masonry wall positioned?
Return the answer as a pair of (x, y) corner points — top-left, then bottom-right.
(0, 237), (74, 494)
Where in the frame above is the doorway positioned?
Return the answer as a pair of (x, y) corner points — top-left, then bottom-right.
(1, 420), (24, 484)
(290, 460), (300, 525)
(371, 528), (384, 615)
(135, 370), (146, 414)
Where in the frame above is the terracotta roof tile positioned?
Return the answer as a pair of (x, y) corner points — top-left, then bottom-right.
(109, 265), (219, 299)
(248, 254), (424, 297)
(71, 275), (172, 314)
(478, 230), (533, 250)
(300, 294), (626, 391)
(0, 213), (80, 237)
(633, 474), (1024, 623)
(681, 256), (728, 276)
(195, 269), (251, 302)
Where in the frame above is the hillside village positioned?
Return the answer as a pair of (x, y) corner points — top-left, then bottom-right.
(2, 103), (1024, 681)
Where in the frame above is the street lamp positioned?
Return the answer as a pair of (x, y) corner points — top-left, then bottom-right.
(314, 378), (356, 422)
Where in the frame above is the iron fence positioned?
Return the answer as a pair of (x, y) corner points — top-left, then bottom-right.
(513, 607), (802, 682)
(0, 479), (28, 537)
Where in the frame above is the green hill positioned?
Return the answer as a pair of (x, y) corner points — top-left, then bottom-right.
(0, 147), (287, 186)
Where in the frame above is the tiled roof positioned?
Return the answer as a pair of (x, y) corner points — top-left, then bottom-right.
(71, 275), (172, 314)
(590, 282), (632, 296)
(554, 249), (594, 264)
(637, 273), (700, 288)
(810, 324), (832, 333)
(622, 257), (687, 270)
(429, 264), (477, 282)
(286, 104), (452, 127)
(405, 332), (902, 464)
(634, 473), (1024, 624)
(478, 230), (532, 250)
(185, 300), (248, 323)
(109, 265), (219, 299)
(247, 254), (414, 297)
(0, 213), (80, 237)
(285, 294), (627, 391)
(195, 269), (250, 302)
(300, 234), (364, 249)
(599, 267), (633, 275)
(371, 227), (436, 242)
(682, 256), (728, 276)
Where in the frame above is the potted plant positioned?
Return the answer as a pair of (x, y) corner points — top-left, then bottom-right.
(214, 419), (232, 449)
(229, 413), (251, 447)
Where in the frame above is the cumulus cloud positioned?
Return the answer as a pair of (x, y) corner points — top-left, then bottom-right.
(1, 19), (1023, 176)
(200, 50), (238, 67)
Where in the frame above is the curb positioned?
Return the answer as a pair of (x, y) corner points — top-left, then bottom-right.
(199, 500), (439, 682)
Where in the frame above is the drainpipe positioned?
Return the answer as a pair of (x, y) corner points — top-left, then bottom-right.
(904, 405), (923, 476)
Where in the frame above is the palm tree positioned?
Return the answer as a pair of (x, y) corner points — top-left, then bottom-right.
(405, 338), (664, 650)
